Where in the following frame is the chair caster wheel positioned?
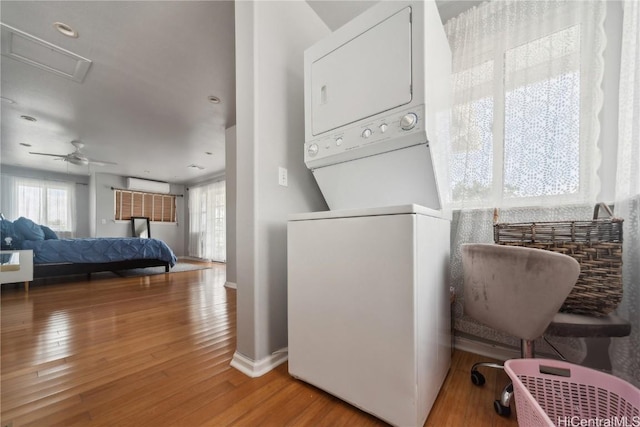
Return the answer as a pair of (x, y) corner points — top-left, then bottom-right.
(471, 370), (485, 386)
(493, 400), (511, 417)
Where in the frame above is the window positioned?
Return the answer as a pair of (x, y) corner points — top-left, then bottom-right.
(188, 180), (225, 262)
(446, 1), (604, 208)
(1, 175), (76, 236)
(114, 190), (176, 222)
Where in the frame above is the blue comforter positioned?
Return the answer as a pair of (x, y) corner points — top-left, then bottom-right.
(22, 238), (177, 267)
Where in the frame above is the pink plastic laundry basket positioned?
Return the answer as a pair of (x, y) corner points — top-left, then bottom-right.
(504, 359), (640, 427)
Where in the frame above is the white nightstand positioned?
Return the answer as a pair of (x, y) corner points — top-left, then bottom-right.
(1, 250), (34, 291)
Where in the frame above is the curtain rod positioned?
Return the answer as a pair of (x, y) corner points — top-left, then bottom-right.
(110, 187), (184, 197)
(1, 172), (89, 186)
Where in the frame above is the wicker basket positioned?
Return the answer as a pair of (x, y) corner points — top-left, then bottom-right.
(494, 204), (623, 316)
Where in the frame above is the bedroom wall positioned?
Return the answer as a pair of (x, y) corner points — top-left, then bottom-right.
(233, 0), (329, 375)
(0, 165), (91, 237)
(91, 173), (186, 256)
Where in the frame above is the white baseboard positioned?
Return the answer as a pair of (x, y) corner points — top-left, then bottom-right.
(230, 348), (288, 378)
(454, 335), (520, 362)
(179, 255), (226, 264)
(179, 256), (207, 262)
(224, 281), (237, 289)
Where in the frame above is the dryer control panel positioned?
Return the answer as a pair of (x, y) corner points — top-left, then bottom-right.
(304, 104), (427, 169)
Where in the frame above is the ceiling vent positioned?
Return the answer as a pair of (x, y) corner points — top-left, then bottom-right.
(126, 178), (171, 194)
(0, 23), (92, 83)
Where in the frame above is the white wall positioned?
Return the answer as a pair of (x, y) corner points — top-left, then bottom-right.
(234, 0), (329, 373)
(225, 126), (237, 286)
(91, 173), (186, 255)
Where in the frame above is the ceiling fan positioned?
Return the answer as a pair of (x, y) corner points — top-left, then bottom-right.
(29, 140), (117, 166)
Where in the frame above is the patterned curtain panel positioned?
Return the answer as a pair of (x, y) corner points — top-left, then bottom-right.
(611, 0), (640, 388)
(444, 0), (605, 209)
(443, 1), (607, 363)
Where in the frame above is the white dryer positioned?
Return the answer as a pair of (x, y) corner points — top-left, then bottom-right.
(302, 0), (451, 211)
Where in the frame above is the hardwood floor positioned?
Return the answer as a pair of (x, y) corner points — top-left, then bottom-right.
(1, 263), (518, 426)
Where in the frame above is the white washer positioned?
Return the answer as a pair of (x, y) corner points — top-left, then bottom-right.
(288, 204), (451, 427)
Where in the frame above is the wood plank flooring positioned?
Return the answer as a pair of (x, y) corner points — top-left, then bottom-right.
(1, 263), (518, 426)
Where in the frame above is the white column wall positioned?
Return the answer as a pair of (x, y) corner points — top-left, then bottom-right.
(225, 125), (237, 287)
(233, 0), (329, 375)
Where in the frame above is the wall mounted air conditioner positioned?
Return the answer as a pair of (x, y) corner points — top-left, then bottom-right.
(126, 177), (171, 194)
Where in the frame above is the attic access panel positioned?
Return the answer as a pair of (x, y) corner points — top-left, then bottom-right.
(0, 23), (92, 83)
(310, 7), (412, 136)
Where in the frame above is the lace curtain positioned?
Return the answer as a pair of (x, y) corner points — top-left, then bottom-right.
(1, 174), (76, 237)
(445, 0), (604, 209)
(610, 0), (640, 387)
(444, 1), (606, 363)
(188, 180), (226, 262)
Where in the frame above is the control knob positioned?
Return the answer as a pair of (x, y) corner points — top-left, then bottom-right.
(361, 128), (372, 139)
(307, 143), (319, 157)
(400, 113), (418, 130)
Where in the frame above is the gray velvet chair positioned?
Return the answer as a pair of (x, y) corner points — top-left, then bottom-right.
(461, 243), (580, 416)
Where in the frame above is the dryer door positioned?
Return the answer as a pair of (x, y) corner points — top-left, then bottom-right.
(310, 6), (412, 136)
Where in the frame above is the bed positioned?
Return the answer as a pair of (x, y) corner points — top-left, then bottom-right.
(24, 237), (178, 279)
(1, 217), (178, 281)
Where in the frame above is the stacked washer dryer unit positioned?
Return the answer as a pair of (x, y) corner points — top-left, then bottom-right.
(288, 1), (452, 426)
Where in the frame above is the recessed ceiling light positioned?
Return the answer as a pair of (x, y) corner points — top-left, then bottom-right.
(207, 95), (221, 104)
(20, 143), (32, 147)
(1, 96), (16, 104)
(53, 22), (78, 38)
(20, 115), (37, 122)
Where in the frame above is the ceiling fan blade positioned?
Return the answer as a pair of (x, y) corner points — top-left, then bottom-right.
(66, 157), (89, 166)
(30, 144), (116, 167)
(87, 158), (118, 166)
(29, 152), (67, 158)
